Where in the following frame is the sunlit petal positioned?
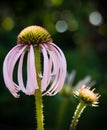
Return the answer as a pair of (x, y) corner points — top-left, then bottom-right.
(18, 51), (26, 93)
(42, 43), (66, 96)
(40, 44), (52, 92)
(3, 44), (27, 97)
(26, 45), (39, 95)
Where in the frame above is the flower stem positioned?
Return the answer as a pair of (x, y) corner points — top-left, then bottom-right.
(70, 101), (87, 130)
(34, 46), (44, 130)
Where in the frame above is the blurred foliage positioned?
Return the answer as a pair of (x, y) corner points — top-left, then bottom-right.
(0, 0), (107, 130)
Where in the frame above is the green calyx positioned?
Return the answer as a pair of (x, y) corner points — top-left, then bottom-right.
(17, 25), (52, 45)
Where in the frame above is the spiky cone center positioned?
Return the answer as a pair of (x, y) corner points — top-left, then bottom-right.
(17, 25), (52, 45)
(75, 85), (100, 106)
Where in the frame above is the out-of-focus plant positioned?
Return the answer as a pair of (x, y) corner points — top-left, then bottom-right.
(56, 70), (95, 130)
(70, 85), (100, 130)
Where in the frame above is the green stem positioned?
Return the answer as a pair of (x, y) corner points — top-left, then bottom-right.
(34, 46), (44, 130)
(70, 101), (87, 130)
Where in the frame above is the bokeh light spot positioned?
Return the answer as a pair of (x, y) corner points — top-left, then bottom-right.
(55, 20), (68, 33)
(1, 17), (15, 31)
(51, 0), (63, 6)
(89, 11), (103, 26)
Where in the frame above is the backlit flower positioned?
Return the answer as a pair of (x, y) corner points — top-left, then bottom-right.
(74, 85), (100, 106)
(3, 25), (67, 98)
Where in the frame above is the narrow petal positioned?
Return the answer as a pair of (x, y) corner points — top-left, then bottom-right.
(18, 51), (26, 93)
(50, 43), (67, 92)
(42, 52), (57, 95)
(46, 49), (62, 95)
(43, 43), (66, 96)
(3, 44), (27, 97)
(40, 44), (52, 92)
(74, 76), (95, 91)
(67, 70), (76, 85)
(26, 45), (39, 95)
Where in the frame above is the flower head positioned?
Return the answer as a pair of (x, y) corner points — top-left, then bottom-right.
(74, 85), (100, 107)
(17, 26), (52, 45)
(3, 25), (67, 98)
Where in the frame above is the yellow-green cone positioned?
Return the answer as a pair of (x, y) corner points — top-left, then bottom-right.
(17, 25), (52, 45)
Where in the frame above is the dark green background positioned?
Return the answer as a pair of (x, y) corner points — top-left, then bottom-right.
(0, 0), (107, 130)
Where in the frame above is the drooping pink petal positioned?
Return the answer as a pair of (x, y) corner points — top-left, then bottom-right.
(50, 43), (66, 91)
(43, 48), (60, 95)
(45, 43), (66, 95)
(17, 51), (27, 93)
(3, 39), (66, 97)
(3, 44), (27, 97)
(26, 45), (39, 95)
(42, 43), (66, 96)
(40, 44), (52, 92)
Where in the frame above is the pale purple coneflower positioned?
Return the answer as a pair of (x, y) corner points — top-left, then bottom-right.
(66, 70), (96, 91)
(3, 25), (67, 98)
(60, 70), (95, 97)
